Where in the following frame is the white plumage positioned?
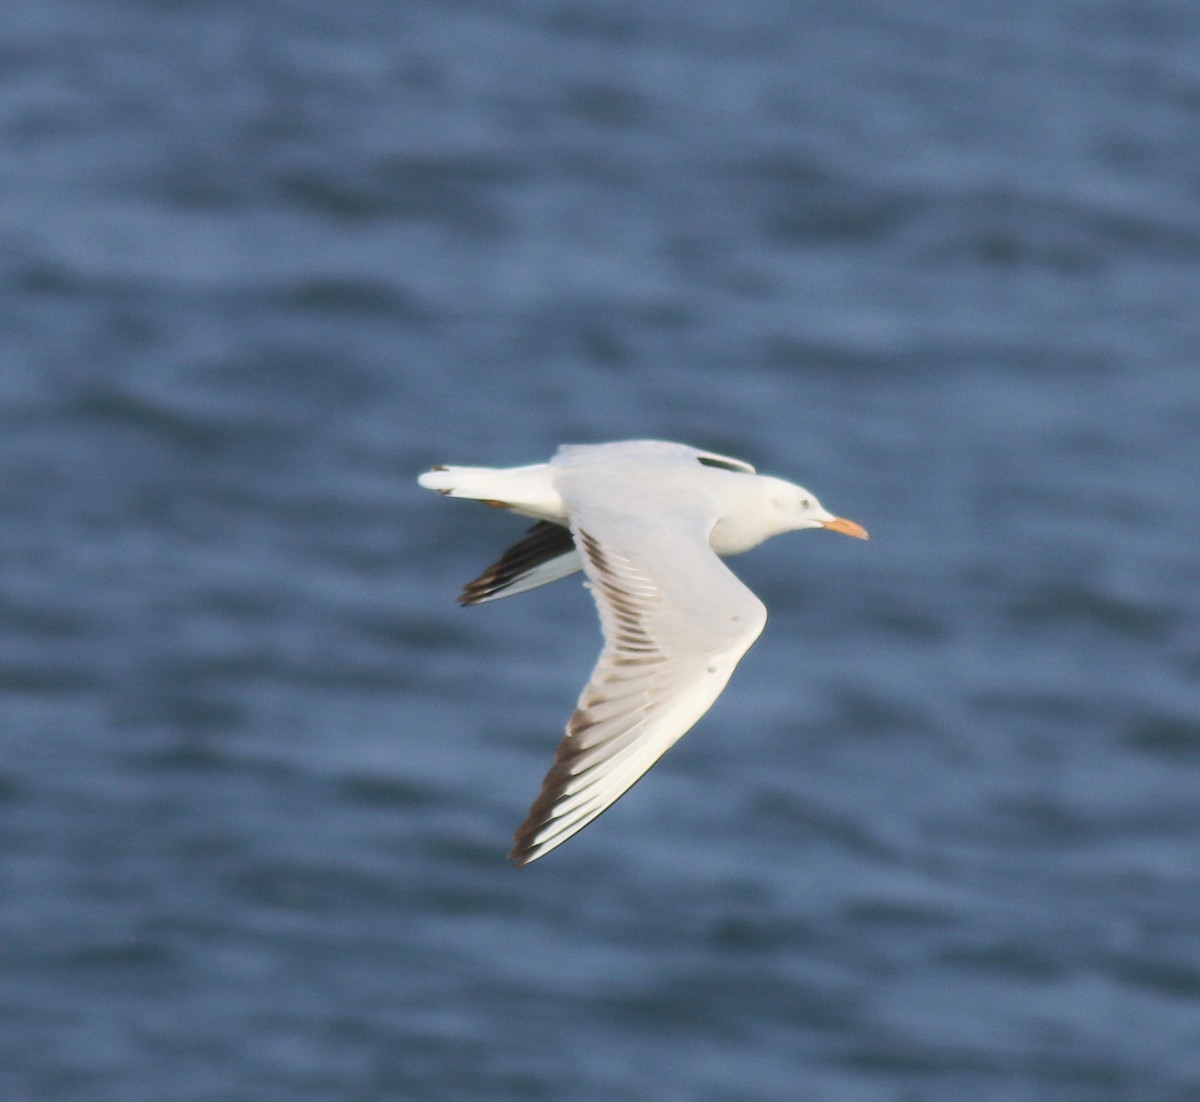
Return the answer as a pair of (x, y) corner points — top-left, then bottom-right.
(418, 440), (868, 866)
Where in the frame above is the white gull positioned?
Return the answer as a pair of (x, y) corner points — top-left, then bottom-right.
(417, 440), (868, 866)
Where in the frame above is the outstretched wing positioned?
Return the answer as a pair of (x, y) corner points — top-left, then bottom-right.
(510, 496), (767, 866)
(459, 521), (581, 605)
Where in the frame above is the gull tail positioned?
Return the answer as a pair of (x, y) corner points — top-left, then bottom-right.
(417, 465), (506, 502)
(417, 462), (564, 521)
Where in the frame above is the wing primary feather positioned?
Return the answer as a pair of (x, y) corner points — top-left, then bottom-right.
(458, 521), (577, 604)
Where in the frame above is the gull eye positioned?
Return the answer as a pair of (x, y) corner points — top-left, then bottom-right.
(801, 499), (810, 509)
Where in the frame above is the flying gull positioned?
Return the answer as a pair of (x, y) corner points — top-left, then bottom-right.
(418, 440), (868, 865)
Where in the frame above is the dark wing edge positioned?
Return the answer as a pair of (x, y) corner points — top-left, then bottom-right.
(459, 520), (577, 605)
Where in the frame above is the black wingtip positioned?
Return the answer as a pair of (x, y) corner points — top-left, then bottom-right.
(507, 845), (535, 868)
(456, 521), (575, 606)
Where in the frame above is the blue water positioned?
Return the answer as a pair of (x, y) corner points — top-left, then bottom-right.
(3, 1), (1200, 1099)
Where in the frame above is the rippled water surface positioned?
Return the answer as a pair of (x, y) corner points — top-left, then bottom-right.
(3, 2), (1200, 1100)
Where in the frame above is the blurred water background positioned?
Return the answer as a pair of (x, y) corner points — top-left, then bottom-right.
(2, 1), (1200, 1099)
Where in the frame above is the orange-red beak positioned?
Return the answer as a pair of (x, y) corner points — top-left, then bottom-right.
(821, 516), (870, 540)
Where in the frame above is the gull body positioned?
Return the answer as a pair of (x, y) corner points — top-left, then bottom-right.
(417, 440), (868, 865)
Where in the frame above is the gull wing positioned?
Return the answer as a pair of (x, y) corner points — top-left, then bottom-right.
(459, 521), (581, 605)
(509, 496), (767, 866)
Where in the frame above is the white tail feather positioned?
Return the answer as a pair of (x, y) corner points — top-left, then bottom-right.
(416, 463), (566, 522)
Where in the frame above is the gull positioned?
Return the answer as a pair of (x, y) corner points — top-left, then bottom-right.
(417, 440), (868, 866)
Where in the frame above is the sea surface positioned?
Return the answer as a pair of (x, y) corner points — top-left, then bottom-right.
(2, 1), (1199, 1100)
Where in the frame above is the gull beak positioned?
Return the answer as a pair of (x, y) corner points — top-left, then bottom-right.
(821, 516), (870, 540)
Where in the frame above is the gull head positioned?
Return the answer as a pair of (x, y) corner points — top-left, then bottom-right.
(765, 478), (870, 540)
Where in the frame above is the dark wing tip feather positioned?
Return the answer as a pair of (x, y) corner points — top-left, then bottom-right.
(509, 699), (616, 865)
(458, 521), (575, 605)
(508, 734), (581, 865)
